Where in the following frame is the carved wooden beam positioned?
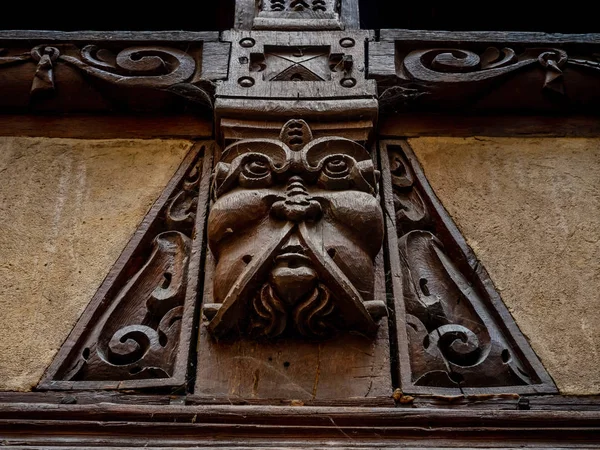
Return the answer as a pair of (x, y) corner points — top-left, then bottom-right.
(0, 31), (228, 114)
(370, 30), (600, 114)
(0, 403), (599, 447)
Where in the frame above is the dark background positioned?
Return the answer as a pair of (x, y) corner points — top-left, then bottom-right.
(0, 2), (596, 33)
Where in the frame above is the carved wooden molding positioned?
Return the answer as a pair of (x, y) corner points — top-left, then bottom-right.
(0, 15), (597, 449)
(0, 402), (599, 447)
(0, 34), (228, 113)
(31, 26), (562, 399)
(381, 140), (557, 395)
(39, 143), (213, 390)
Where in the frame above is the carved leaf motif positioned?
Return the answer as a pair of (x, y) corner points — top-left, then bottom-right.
(165, 82), (214, 109)
(389, 151), (432, 234)
(379, 85), (429, 109)
(399, 230), (532, 388)
(166, 163), (201, 234)
(402, 47), (563, 83)
(390, 47), (570, 110)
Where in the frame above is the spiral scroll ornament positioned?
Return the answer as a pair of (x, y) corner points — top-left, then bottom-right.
(389, 46), (571, 110)
(58, 44), (213, 108)
(66, 45), (196, 86)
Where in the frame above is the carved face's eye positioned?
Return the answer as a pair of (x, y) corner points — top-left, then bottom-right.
(323, 157), (350, 178)
(239, 155), (273, 188)
(317, 155), (354, 190)
(244, 160), (270, 178)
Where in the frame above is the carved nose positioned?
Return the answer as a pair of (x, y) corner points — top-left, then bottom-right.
(271, 176), (322, 222)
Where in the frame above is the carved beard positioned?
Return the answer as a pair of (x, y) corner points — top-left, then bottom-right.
(250, 282), (336, 339)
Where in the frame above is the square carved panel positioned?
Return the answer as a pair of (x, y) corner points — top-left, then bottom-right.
(219, 30), (375, 100)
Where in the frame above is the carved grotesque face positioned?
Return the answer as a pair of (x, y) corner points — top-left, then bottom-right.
(206, 120), (384, 338)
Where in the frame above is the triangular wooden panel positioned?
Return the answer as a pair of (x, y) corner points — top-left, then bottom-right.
(38, 142), (213, 390)
(380, 140), (557, 395)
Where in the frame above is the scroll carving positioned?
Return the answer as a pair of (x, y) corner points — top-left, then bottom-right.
(376, 44), (600, 111)
(62, 232), (191, 382)
(386, 144), (557, 392)
(40, 146), (206, 389)
(0, 43), (214, 111)
(62, 45), (212, 108)
(204, 120), (386, 339)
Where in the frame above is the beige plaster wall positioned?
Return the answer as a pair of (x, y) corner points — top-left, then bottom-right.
(409, 137), (600, 395)
(0, 137), (192, 391)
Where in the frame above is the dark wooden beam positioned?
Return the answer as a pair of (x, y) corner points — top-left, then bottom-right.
(380, 29), (600, 44)
(0, 115), (212, 139)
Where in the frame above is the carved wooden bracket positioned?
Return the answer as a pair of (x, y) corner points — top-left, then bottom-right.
(39, 144), (213, 390)
(204, 119), (386, 339)
(370, 31), (600, 113)
(381, 141), (557, 394)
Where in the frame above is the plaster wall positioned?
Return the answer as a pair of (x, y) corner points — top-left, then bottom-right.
(409, 137), (600, 395)
(0, 137), (192, 391)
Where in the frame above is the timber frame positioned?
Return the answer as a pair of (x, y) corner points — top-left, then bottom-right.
(1, 17), (600, 449)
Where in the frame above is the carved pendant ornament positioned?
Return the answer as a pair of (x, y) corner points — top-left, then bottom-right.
(203, 120), (387, 339)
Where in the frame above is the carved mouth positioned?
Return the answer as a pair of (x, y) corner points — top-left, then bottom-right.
(275, 252), (312, 268)
(270, 240), (317, 305)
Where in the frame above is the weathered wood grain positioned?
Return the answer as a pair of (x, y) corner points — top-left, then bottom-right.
(195, 120), (390, 400)
(0, 115), (212, 139)
(379, 114), (600, 138)
(0, 30), (219, 42)
(380, 29), (600, 44)
(0, 402), (599, 449)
